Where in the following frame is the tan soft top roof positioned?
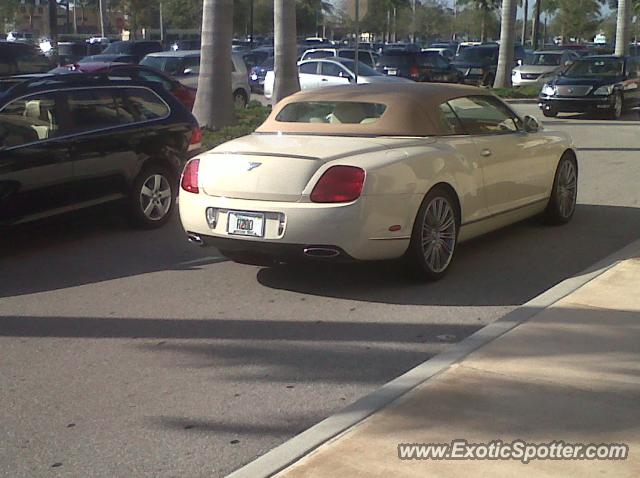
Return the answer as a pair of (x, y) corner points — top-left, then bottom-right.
(256, 83), (494, 137)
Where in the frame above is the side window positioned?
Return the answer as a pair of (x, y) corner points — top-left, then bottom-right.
(125, 88), (170, 121)
(321, 62), (348, 78)
(66, 89), (132, 133)
(0, 93), (59, 148)
(299, 62), (318, 74)
(437, 102), (465, 135)
(447, 96), (521, 135)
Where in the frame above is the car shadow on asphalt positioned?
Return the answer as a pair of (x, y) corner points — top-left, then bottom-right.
(257, 204), (640, 306)
(1, 204), (639, 307)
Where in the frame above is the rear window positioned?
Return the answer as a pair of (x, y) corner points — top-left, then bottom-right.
(275, 101), (387, 124)
(103, 42), (133, 54)
(304, 50), (334, 60)
(379, 53), (413, 68)
(125, 88), (170, 121)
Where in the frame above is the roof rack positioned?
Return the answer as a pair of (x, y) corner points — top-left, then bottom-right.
(0, 72), (133, 96)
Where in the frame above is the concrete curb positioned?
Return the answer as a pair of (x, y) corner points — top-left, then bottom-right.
(227, 237), (640, 478)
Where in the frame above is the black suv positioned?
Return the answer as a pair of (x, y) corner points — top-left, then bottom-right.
(0, 41), (50, 76)
(98, 41), (164, 64)
(0, 74), (201, 228)
(375, 50), (461, 83)
(451, 44), (526, 86)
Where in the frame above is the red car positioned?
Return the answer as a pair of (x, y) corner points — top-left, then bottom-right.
(50, 62), (197, 110)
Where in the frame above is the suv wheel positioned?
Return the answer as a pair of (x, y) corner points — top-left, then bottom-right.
(233, 90), (248, 109)
(129, 164), (176, 228)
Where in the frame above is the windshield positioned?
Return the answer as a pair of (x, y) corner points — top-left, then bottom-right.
(564, 58), (624, 77)
(458, 48), (497, 63)
(528, 53), (562, 66)
(103, 42), (133, 54)
(338, 59), (380, 76)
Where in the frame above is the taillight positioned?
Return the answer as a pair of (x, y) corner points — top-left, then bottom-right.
(188, 126), (202, 152)
(409, 64), (419, 79)
(310, 166), (365, 203)
(181, 158), (200, 194)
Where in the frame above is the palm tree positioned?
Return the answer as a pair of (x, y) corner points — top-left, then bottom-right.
(273, 0), (300, 104)
(494, 0), (518, 87)
(192, 0), (235, 129)
(458, 0), (500, 41)
(615, 0), (631, 55)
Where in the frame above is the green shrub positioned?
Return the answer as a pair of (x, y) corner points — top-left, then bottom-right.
(202, 103), (271, 149)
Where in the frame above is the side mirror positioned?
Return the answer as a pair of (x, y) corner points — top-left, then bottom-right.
(183, 68), (193, 75)
(517, 59), (523, 66)
(523, 115), (540, 133)
(564, 60), (573, 67)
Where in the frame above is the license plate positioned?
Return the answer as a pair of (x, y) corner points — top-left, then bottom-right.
(386, 69), (398, 76)
(228, 211), (264, 237)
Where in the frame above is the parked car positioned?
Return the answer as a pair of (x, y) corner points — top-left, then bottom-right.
(263, 58), (410, 100)
(6, 31), (36, 43)
(0, 41), (50, 76)
(140, 51), (251, 108)
(179, 83), (576, 280)
(242, 48), (274, 70)
(456, 41), (482, 56)
(170, 38), (201, 51)
(55, 41), (89, 66)
(539, 55), (640, 119)
(249, 56), (273, 93)
(375, 50), (461, 83)
(451, 44), (526, 86)
(382, 42), (421, 53)
(98, 40), (163, 63)
(79, 54), (136, 64)
(512, 50), (579, 86)
(49, 62), (197, 111)
(0, 74), (201, 227)
(300, 48), (376, 67)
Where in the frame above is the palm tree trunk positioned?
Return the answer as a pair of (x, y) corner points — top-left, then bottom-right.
(615, 0), (631, 56)
(531, 0), (541, 50)
(273, 0), (300, 104)
(494, 0), (518, 87)
(480, 8), (486, 42)
(193, 0), (235, 129)
(521, 0), (528, 46)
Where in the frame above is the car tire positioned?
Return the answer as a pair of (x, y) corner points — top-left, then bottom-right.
(610, 92), (623, 120)
(544, 154), (578, 225)
(233, 90), (248, 109)
(128, 164), (176, 229)
(405, 186), (460, 281)
(542, 107), (558, 118)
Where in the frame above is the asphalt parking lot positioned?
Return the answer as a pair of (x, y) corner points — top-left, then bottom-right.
(1, 104), (640, 477)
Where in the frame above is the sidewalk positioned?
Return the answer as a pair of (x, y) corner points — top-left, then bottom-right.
(274, 257), (640, 477)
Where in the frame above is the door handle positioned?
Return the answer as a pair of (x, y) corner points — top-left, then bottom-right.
(480, 149), (492, 157)
(321, 79), (328, 82)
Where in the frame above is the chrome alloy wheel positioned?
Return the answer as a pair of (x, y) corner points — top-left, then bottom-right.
(556, 160), (577, 219)
(139, 174), (172, 221)
(421, 197), (457, 273)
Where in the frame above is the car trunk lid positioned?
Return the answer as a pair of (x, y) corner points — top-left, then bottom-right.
(199, 134), (390, 202)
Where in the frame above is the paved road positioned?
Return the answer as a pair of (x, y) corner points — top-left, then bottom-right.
(1, 105), (639, 477)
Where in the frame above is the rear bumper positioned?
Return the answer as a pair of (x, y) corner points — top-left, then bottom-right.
(539, 95), (616, 113)
(178, 191), (413, 261)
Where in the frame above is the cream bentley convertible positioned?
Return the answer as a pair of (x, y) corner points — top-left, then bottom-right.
(179, 83), (577, 280)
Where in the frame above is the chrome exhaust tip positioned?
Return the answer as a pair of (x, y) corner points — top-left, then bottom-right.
(187, 232), (204, 246)
(303, 247), (340, 258)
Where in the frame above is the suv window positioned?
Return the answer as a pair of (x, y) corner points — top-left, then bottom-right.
(66, 89), (134, 133)
(125, 88), (170, 121)
(447, 96), (521, 135)
(0, 93), (59, 148)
